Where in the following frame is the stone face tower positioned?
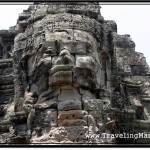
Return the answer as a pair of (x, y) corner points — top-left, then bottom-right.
(0, 2), (150, 144)
(13, 2), (109, 143)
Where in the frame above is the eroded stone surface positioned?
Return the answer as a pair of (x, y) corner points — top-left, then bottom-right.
(0, 2), (150, 144)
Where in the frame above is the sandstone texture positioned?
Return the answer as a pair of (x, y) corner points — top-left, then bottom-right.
(0, 2), (150, 144)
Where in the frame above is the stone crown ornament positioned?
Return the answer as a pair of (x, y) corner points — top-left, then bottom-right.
(28, 2), (102, 22)
(33, 13), (102, 41)
(16, 2), (103, 43)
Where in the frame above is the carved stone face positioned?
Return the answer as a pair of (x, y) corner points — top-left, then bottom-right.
(28, 29), (101, 95)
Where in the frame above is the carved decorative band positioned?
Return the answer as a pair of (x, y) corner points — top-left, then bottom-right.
(15, 13), (101, 44)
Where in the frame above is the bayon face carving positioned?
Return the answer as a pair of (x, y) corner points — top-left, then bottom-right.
(48, 29), (100, 89)
(27, 29), (101, 98)
(24, 29), (100, 108)
(15, 3), (110, 143)
(22, 28), (103, 143)
(1, 3), (150, 144)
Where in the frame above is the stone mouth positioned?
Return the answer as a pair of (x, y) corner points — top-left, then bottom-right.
(49, 65), (73, 75)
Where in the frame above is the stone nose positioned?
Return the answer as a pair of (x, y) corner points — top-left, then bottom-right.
(59, 47), (73, 65)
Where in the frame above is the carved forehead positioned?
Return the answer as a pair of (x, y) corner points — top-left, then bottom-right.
(45, 29), (97, 44)
(33, 13), (101, 41)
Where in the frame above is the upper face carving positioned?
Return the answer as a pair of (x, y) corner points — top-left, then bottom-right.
(28, 29), (101, 92)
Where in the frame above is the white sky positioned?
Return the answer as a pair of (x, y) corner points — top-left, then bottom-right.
(101, 5), (150, 66)
(0, 4), (150, 66)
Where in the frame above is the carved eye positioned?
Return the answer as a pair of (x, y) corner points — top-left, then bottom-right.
(76, 49), (86, 55)
(75, 43), (87, 55)
(45, 47), (56, 56)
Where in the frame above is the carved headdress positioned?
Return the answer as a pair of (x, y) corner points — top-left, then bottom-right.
(15, 2), (103, 52)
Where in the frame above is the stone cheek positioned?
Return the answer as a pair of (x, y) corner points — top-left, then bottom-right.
(30, 74), (49, 96)
(76, 56), (96, 71)
(73, 68), (97, 90)
(73, 55), (99, 91)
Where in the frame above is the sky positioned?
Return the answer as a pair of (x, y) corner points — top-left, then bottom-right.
(0, 4), (150, 66)
(101, 5), (150, 66)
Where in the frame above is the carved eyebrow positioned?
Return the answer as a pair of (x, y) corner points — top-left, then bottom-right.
(54, 29), (69, 34)
(75, 42), (86, 48)
(46, 47), (55, 51)
(75, 48), (86, 53)
(75, 45), (87, 54)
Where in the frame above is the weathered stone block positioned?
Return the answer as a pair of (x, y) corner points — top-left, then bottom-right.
(33, 108), (57, 128)
(49, 126), (89, 142)
(36, 97), (57, 109)
(58, 100), (82, 111)
(58, 110), (88, 120)
(76, 56), (96, 71)
(58, 110), (88, 126)
(49, 71), (72, 86)
(0, 105), (5, 116)
(38, 88), (60, 103)
(58, 88), (81, 102)
(30, 74), (48, 95)
(83, 99), (104, 111)
(3, 1), (150, 144)
(43, 109), (57, 127)
(130, 95), (144, 119)
(50, 65), (72, 75)
(79, 88), (96, 100)
(58, 119), (87, 126)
